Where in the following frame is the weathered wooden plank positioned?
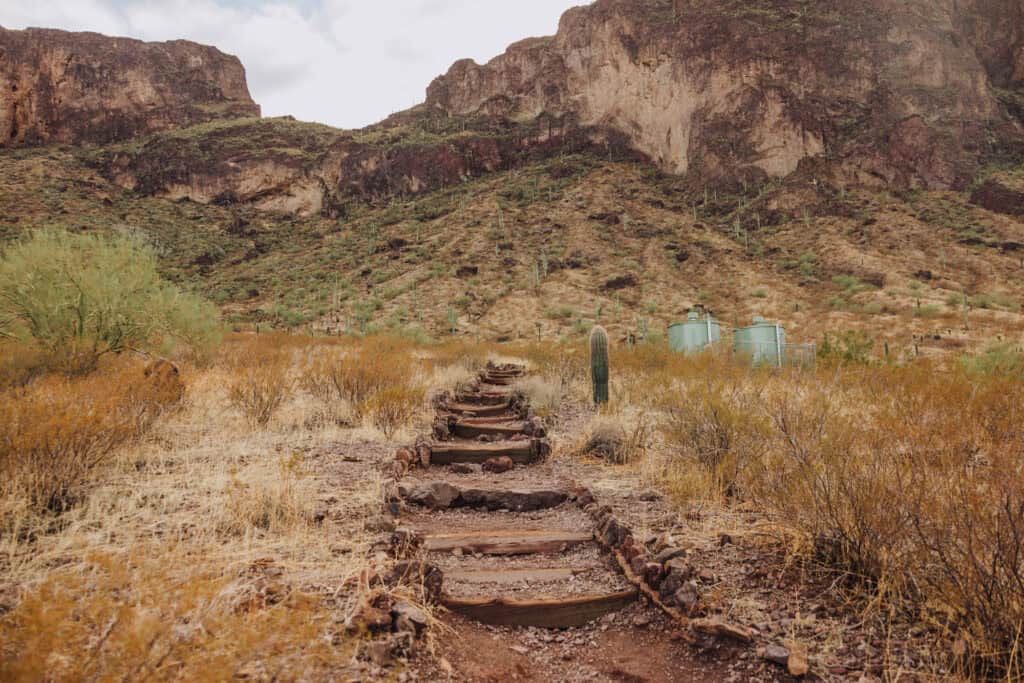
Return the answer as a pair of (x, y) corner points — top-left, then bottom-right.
(455, 393), (508, 406)
(442, 589), (637, 628)
(430, 441), (535, 465)
(424, 529), (593, 555)
(445, 567), (593, 584)
(444, 402), (514, 418)
(457, 416), (519, 426)
(453, 421), (527, 439)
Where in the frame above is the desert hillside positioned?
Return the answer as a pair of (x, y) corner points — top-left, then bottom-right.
(1, 2), (1023, 359)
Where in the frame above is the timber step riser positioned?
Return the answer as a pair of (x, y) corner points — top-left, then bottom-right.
(442, 590), (638, 629)
(442, 403), (515, 418)
(423, 530), (593, 555)
(452, 423), (528, 439)
(454, 394), (509, 407)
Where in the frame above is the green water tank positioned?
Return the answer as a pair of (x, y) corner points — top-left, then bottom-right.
(668, 311), (722, 355)
(734, 315), (786, 367)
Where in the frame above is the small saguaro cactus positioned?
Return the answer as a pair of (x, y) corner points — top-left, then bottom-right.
(590, 325), (609, 406)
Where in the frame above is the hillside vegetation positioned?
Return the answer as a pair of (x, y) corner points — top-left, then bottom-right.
(2, 132), (1024, 361)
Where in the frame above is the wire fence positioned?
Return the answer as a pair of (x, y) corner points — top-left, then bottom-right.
(733, 340), (817, 368)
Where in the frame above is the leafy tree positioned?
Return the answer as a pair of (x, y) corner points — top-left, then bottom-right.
(0, 229), (220, 373)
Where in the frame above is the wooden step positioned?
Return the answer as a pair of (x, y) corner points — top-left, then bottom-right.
(453, 421), (528, 439)
(444, 402), (514, 418)
(484, 369), (523, 378)
(442, 589), (637, 628)
(424, 530), (593, 555)
(454, 393), (508, 406)
(445, 567), (592, 584)
(457, 416), (519, 425)
(430, 441), (536, 465)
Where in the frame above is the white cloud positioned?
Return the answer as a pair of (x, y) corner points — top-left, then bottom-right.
(1, 0), (587, 128)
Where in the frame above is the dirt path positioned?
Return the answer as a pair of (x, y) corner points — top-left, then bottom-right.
(385, 364), (790, 683)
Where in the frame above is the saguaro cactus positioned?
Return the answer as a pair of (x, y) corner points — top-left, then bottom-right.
(590, 325), (609, 405)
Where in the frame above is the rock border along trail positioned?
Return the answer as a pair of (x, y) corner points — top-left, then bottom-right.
(382, 362), (784, 682)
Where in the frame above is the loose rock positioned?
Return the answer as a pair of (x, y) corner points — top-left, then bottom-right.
(482, 456), (514, 473)
(403, 482), (460, 509)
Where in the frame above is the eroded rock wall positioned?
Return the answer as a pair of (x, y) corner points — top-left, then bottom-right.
(0, 27), (259, 147)
(426, 0), (1024, 190)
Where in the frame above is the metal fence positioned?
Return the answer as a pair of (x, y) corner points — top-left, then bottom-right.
(733, 341), (817, 369)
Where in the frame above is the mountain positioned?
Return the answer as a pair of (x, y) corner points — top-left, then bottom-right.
(1, 3), (1023, 358)
(0, 26), (259, 147)
(427, 0), (1024, 190)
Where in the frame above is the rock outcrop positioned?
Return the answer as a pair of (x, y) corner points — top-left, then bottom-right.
(0, 27), (259, 147)
(426, 0), (1024, 190)
(103, 112), (640, 217)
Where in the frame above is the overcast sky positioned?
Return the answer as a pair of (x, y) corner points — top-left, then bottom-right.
(1, 0), (587, 129)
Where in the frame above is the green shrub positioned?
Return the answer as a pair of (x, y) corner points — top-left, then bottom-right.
(819, 330), (874, 364)
(961, 343), (1024, 377)
(546, 306), (574, 320)
(0, 229), (219, 374)
(860, 302), (883, 315)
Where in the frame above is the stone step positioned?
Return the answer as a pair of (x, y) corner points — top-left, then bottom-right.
(424, 529), (593, 555)
(442, 589), (637, 629)
(429, 441), (536, 465)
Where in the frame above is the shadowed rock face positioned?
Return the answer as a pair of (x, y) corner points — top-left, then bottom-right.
(425, 0), (1024, 190)
(0, 27), (259, 147)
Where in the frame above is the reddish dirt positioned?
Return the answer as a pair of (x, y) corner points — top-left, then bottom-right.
(415, 608), (753, 683)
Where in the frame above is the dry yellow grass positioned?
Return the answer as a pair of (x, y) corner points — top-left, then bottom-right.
(0, 333), (455, 681)
(3, 330), (1024, 679)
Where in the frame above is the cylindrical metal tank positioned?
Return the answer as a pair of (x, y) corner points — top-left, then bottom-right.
(668, 311), (722, 355)
(734, 316), (786, 367)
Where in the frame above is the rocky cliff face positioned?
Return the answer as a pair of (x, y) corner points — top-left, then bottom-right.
(0, 27), (259, 147)
(426, 0), (1024, 190)
(104, 113), (640, 217)
(69, 0), (1024, 217)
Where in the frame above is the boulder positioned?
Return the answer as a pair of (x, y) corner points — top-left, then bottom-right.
(672, 581), (701, 614)
(392, 600), (429, 636)
(402, 482), (459, 509)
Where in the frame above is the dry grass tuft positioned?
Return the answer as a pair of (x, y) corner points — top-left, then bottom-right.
(0, 358), (183, 513)
(578, 414), (648, 465)
(218, 453), (318, 536)
(367, 384), (426, 440)
(224, 340), (294, 427)
(514, 375), (564, 418)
